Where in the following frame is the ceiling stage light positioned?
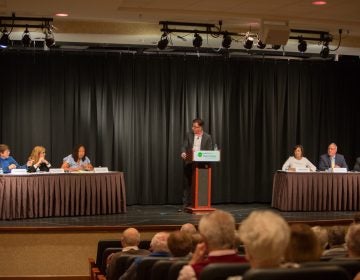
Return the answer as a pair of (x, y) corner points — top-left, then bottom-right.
(157, 32), (169, 50)
(222, 33), (232, 49)
(193, 33), (203, 48)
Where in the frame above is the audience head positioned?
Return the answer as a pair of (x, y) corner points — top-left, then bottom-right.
(150, 232), (169, 253)
(238, 210), (290, 268)
(190, 232), (204, 253)
(293, 145), (304, 159)
(353, 213), (360, 224)
(285, 223), (322, 263)
(121, 227), (141, 247)
(167, 231), (192, 257)
(346, 223), (360, 258)
(327, 225), (346, 247)
(72, 144), (87, 162)
(28, 146), (46, 162)
(311, 226), (329, 250)
(180, 223), (197, 235)
(0, 144), (10, 158)
(198, 210), (236, 251)
(327, 143), (338, 157)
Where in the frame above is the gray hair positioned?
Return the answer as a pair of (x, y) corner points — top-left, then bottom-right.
(198, 210), (236, 250)
(346, 224), (360, 257)
(150, 232), (169, 252)
(121, 227), (141, 247)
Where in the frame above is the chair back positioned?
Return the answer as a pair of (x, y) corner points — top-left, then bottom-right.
(151, 260), (176, 280)
(137, 257), (170, 280)
(95, 239), (121, 266)
(243, 266), (350, 280)
(200, 263), (251, 280)
(168, 260), (188, 280)
(100, 247), (122, 274)
(107, 254), (137, 280)
(303, 259), (360, 279)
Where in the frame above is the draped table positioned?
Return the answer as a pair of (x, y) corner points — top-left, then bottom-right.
(272, 171), (360, 211)
(0, 172), (126, 220)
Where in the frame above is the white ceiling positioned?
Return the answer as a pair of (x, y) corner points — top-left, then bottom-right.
(1, 0), (360, 55)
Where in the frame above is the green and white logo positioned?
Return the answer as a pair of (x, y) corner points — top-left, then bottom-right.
(197, 152), (203, 157)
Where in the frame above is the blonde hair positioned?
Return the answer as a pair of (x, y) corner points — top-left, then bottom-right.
(28, 146), (46, 163)
(239, 210), (290, 267)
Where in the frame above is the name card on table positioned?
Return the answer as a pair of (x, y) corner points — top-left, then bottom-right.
(94, 167), (109, 173)
(49, 168), (65, 174)
(295, 167), (311, 172)
(331, 168), (347, 173)
(10, 169), (28, 174)
(193, 151), (221, 162)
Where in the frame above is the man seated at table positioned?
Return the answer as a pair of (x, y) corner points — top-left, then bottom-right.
(318, 142), (348, 171)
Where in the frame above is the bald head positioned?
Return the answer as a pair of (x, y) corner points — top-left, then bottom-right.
(180, 223), (197, 234)
(121, 227), (141, 247)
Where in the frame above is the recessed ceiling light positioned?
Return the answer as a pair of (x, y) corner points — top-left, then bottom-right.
(55, 13), (69, 17)
(312, 1), (327, 5)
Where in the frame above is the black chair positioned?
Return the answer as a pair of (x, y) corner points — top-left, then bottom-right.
(108, 255), (137, 280)
(200, 263), (251, 280)
(95, 239), (121, 267)
(303, 259), (360, 279)
(139, 240), (151, 250)
(151, 260), (177, 280)
(168, 260), (188, 280)
(242, 266), (351, 280)
(137, 257), (171, 280)
(100, 247), (122, 274)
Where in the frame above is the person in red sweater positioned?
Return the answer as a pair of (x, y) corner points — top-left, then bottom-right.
(178, 210), (246, 280)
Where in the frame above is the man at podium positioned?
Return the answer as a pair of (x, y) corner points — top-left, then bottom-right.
(180, 118), (213, 211)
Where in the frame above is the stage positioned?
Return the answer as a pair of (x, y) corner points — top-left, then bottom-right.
(0, 203), (356, 232)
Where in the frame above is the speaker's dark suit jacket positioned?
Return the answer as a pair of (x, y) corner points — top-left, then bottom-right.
(181, 131), (213, 155)
(318, 153), (348, 171)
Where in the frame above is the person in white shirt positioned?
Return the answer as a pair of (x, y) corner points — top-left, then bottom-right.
(282, 145), (316, 171)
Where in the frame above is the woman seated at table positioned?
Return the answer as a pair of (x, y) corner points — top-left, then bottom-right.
(27, 146), (52, 172)
(61, 144), (93, 171)
(282, 145), (316, 171)
(0, 144), (29, 173)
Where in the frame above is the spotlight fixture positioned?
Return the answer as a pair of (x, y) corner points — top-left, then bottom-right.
(157, 32), (169, 50)
(0, 28), (10, 48)
(243, 33), (254, 50)
(298, 37), (307, 53)
(222, 33), (232, 49)
(320, 42), (330, 58)
(272, 45), (281, 50)
(44, 28), (55, 48)
(22, 26), (31, 47)
(193, 33), (202, 48)
(257, 40), (266, 49)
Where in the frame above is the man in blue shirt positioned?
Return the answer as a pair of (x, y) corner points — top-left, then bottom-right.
(0, 144), (26, 173)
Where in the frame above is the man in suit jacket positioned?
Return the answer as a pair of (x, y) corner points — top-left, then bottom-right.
(106, 227), (150, 280)
(318, 142), (348, 171)
(180, 118), (213, 210)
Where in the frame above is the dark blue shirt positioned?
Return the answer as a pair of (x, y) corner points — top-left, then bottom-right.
(0, 156), (24, 173)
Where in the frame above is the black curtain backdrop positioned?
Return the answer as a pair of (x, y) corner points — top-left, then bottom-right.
(0, 50), (359, 205)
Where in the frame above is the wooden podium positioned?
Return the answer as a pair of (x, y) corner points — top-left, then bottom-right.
(185, 150), (221, 214)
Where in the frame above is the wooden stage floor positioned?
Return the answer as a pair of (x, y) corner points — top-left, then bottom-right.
(0, 203), (357, 232)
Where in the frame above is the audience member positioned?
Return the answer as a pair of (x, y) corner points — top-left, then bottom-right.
(345, 223), (360, 258)
(106, 227), (150, 280)
(285, 224), (322, 263)
(238, 210), (290, 269)
(311, 226), (329, 250)
(282, 145), (316, 171)
(190, 232), (204, 253)
(27, 146), (51, 172)
(180, 223), (197, 234)
(178, 210), (246, 280)
(0, 144), (28, 173)
(318, 143), (348, 171)
(119, 231), (170, 280)
(168, 231), (192, 258)
(322, 226), (347, 258)
(353, 157), (360, 171)
(61, 144), (93, 171)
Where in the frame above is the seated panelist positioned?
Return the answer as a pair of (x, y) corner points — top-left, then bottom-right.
(61, 144), (93, 171)
(282, 145), (316, 171)
(354, 157), (360, 172)
(318, 142), (348, 171)
(27, 146), (51, 172)
(0, 144), (28, 173)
